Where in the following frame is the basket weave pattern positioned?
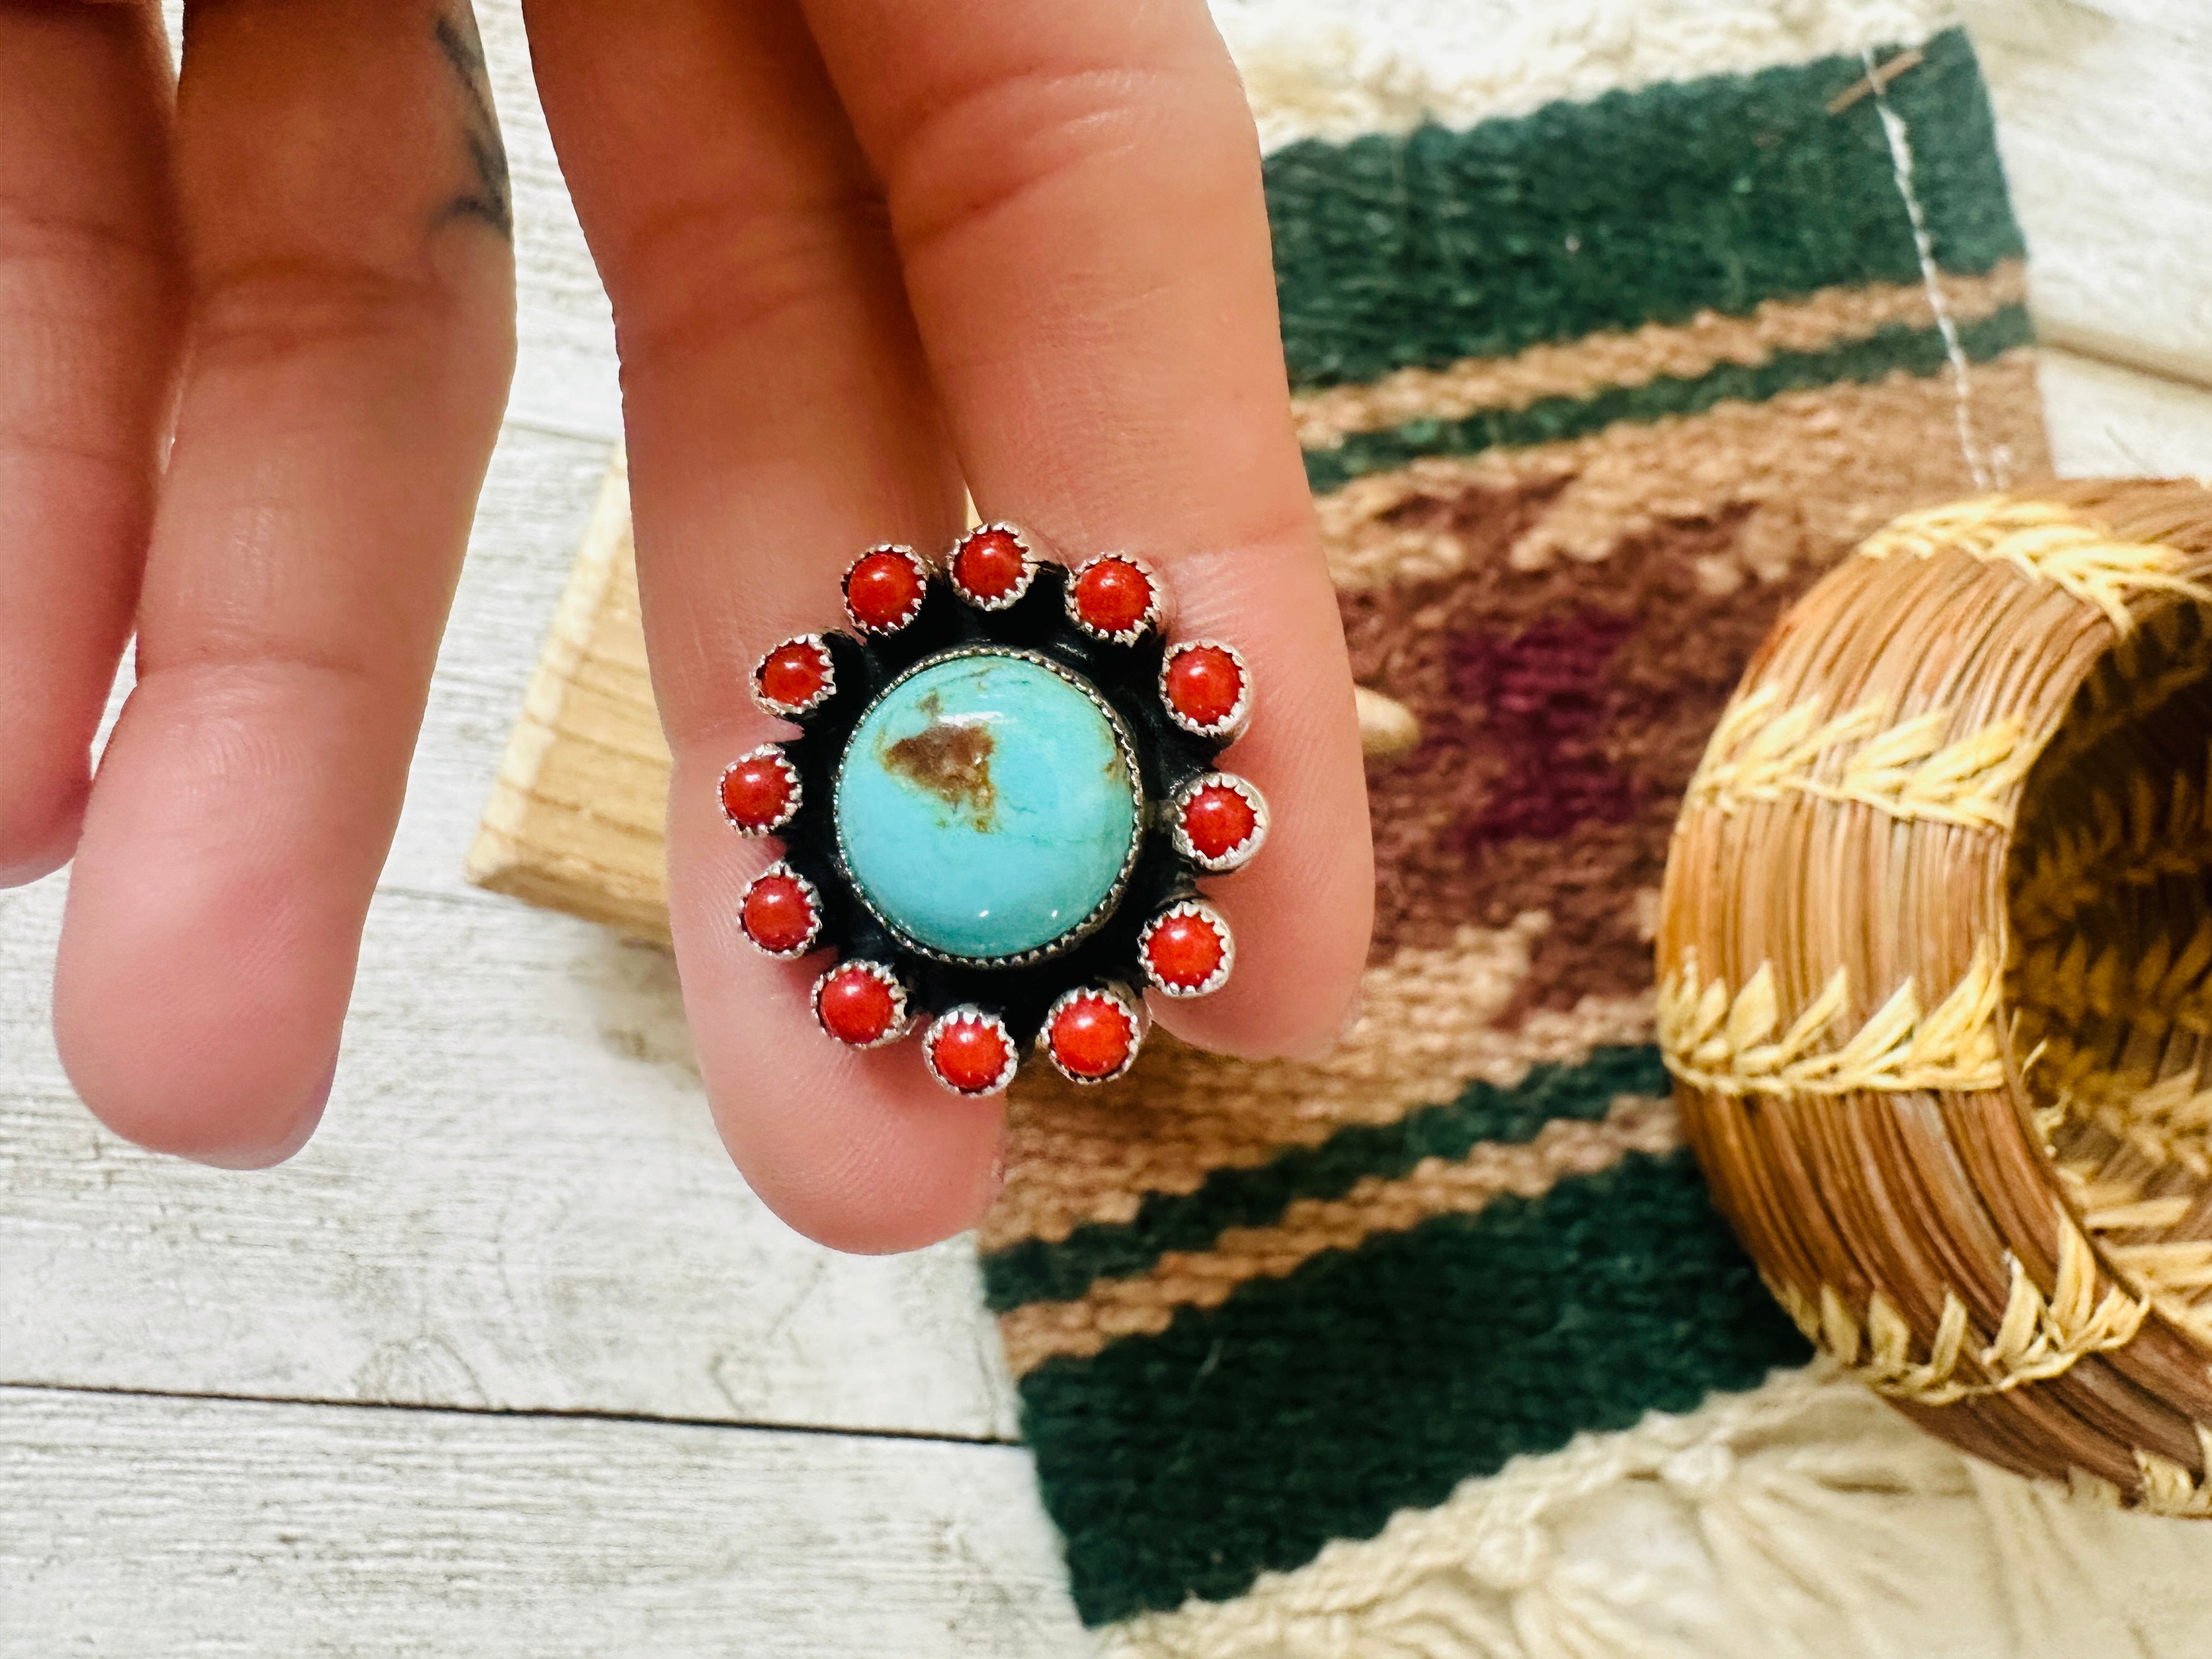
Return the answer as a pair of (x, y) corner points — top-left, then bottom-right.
(1659, 479), (2212, 1510)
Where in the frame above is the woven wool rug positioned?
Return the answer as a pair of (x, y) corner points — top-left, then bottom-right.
(978, 3), (2212, 1654)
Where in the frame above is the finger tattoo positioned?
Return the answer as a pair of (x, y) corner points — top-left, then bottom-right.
(434, 8), (511, 238)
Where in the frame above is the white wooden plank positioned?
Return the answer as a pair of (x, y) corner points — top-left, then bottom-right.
(0, 1385), (1089, 1659)
(1961, 0), (2212, 387)
(0, 872), (1019, 1441)
(2039, 346), (2212, 476)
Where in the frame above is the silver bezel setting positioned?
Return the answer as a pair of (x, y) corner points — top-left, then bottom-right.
(738, 860), (823, 958)
(810, 958), (913, 1049)
(1169, 772), (1269, 873)
(1160, 639), (1253, 742)
(1065, 552), (1167, 645)
(842, 544), (930, 635)
(1138, 900), (1235, 998)
(923, 1006), (1020, 1096)
(831, 645), (1148, 969)
(751, 634), (837, 719)
(947, 522), (1042, 612)
(720, 744), (802, 837)
(1038, 983), (1148, 1086)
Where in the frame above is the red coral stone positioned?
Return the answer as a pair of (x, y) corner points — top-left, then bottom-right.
(756, 639), (831, 713)
(1047, 995), (1135, 1081)
(845, 549), (926, 632)
(1181, 783), (1259, 861)
(720, 752), (795, 831)
(816, 965), (900, 1046)
(1072, 558), (1154, 636)
(1165, 644), (1245, 731)
(930, 1016), (1013, 1094)
(1144, 909), (1227, 992)
(952, 528), (1028, 602)
(740, 871), (817, 955)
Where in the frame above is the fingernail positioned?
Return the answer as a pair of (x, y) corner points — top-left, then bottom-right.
(1336, 989), (1367, 1044)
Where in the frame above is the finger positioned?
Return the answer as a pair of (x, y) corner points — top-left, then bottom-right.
(52, 1), (514, 1165)
(523, 0), (997, 1251)
(797, 0), (1374, 1059)
(0, 2), (180, 884)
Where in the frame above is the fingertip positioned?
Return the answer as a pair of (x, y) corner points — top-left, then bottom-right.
(72, 1048), (337, 1172)
(690, 970), (1009, 1255)
(54, 896), (348, 1165)
(51, 673), (383, 1171)
(189, 1063), (335, 1170)
(724, 1086), (1005, 1255)
(1148, 885), (1371, 1062)
(1148, 746), (1375, 1063)
(55, 950), (341, 1167)
(0, 761), (87, 888)
(1, 654), (110, 888)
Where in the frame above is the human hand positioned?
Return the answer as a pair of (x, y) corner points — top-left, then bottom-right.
(1, 0), (1374, 1251)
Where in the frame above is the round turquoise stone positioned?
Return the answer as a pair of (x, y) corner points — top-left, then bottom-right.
(835, 650), (1141, 961)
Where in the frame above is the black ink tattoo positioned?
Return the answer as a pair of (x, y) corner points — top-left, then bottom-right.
(436, 10), (512, 239)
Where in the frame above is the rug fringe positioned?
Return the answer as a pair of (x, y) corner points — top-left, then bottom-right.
(1099, 1363), (2209, 1658)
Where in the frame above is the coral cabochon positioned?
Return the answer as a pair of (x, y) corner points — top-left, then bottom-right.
(924, 1007), (1020, 1096)
(1041, 985), (1145, 1085)
(811, 960), (911, 1049)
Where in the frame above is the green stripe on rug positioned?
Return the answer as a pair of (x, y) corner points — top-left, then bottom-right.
(981, 1045), (1671, 1312)
(1268, 26), (2021, 390)
(1300, 304), (2033, 493)
(1018, 1149), (1811, 1627)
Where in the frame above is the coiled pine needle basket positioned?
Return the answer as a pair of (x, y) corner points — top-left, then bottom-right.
(1658, 478), (2212, 1512)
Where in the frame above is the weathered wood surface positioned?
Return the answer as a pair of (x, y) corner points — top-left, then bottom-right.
(3, 3), (2209, 1653)
(2038, 347), (2212, 475)
(1961, 0), (2212, 387)
(0, 1385), (1089, 1659)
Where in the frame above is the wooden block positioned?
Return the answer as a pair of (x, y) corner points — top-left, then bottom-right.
(465, 450), (675, 945)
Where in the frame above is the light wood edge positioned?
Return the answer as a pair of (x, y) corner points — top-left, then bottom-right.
(464, 450), (676, 945)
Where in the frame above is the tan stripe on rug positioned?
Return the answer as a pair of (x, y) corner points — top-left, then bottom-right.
(999, 1092), (1681, 1374)
(1293, 265), (2024, 448)
(986, 919), (1652, 1251)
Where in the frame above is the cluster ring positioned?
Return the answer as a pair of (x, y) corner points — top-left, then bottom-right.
(722, 521), (1265, 1093)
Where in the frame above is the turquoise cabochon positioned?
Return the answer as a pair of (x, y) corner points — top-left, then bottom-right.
(834, 651), (1142, 962)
